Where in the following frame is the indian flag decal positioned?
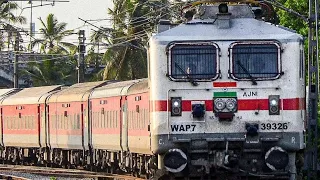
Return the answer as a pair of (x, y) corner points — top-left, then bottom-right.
(214, 92), (237, 98)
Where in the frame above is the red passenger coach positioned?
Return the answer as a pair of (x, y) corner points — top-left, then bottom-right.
(0, 89), (19, 147)
(47, 81), (107, 151)
(90, 80), (139, 155)
(89, 79), (152, 171)
(0, 86), (61, 161)
(126, 79), (151, 154)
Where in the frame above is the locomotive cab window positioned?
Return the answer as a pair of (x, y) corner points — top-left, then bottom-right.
(168, 42), (219, 81)
(229, 42), (281, 80)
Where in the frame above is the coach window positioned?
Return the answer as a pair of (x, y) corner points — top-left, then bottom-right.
(229, 42), (281, 80)
(77, 114), (80, 129)
(168, 42), (219, 81)
(6, 117), (9, 129)
(73, 115), (76, 129)
(32, 116), (35, 130)
(51, 115), (55, 129)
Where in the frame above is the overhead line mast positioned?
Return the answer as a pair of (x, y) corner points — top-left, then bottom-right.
(306, 0), (319, 178)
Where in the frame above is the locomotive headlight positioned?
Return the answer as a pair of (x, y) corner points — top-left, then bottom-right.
(270, 99), (278, 106)
(226, 98), (237, 112)
(269, 95), (280, 115)
(173, 101), (180, 107)
(171, 97), (182, 116)
(214, 98), (226, 112)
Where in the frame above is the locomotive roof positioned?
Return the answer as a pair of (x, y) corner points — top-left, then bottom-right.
(48, 81), (110, 103)
(1, 85), (62, 105)
(152, 18), (302, 42)
(90, 79), (143, 99)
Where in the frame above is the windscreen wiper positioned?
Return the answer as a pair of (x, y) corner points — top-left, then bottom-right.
(236, 60), (257, 85)
(175, 63), (199, 86)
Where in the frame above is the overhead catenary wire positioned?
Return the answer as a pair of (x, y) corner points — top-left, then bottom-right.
(88, 11), (171, 44)
(0, 54), (75, 67)
(3, 2), (177, 44)
(78, 1), (182, 36)
(1, 1), (181, 54)
(84, 18), (113, 22)
(80, 1), (182, 25)
(262, 0), (308, 22)
(106, 2), (183, 28)
(83, 11), (173, 52)
(78, 7), (165, 35)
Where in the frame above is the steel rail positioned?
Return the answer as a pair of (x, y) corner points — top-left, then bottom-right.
(0, 165), (143, 180)
(0, 173), (31, 180)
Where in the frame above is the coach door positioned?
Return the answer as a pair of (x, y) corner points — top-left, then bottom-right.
(82, 103), (90, 150)
(38, 104), (46, 147)
(120, 96), (128, 151)
(0, 107), (3, 147)
(88, 101), (92, 150)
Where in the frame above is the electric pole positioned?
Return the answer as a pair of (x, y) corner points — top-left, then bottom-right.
(306, 0), (320, 178)
(78, 30), (85, 83)
(13, 33), (19, 88)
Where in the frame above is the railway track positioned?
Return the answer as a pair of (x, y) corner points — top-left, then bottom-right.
(0, 173), (31, 180)
(0, 165), (143, 180)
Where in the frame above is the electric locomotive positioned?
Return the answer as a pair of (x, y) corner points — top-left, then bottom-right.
(0, 2), (306, 180)
(149, 2), (305, 179)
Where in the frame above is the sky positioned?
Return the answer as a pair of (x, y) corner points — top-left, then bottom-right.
(16, 0), (113, 47)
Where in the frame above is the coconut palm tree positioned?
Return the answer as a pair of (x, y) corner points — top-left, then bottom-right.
(0, 2), (26, 23)
(90, 0), (179, 81)
(22, 54), (77, 86)
(29, 13), (76, 54)
(24, 14), (78, 86)
(0, 1), (26, 50)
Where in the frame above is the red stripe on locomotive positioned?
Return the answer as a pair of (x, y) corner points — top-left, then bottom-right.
(213, 82), (237, 87)
(151, 98), (305, 112)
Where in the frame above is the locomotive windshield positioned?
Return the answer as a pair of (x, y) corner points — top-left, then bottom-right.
(230, 42), (281, 80)
(169, 43), (218, 80)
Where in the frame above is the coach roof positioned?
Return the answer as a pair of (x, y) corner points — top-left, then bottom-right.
(1, 85), (62, 105)
(127, 79), (148, 95)
(0, 89), (19, 103)
(90, 79), (141, 99)
(48, 81), (111, 103)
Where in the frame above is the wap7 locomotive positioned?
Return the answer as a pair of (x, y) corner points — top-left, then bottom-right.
(149, 3), (305, 180)
(0, 2), (305, 180)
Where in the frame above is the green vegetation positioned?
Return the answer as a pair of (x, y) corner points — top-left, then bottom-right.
(277, 0), (308, 36)
(24, 13), (77, 86)
(0, 1), (26, 51)
(29, 13), (76, 54)
(91, 0), (179, 80)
